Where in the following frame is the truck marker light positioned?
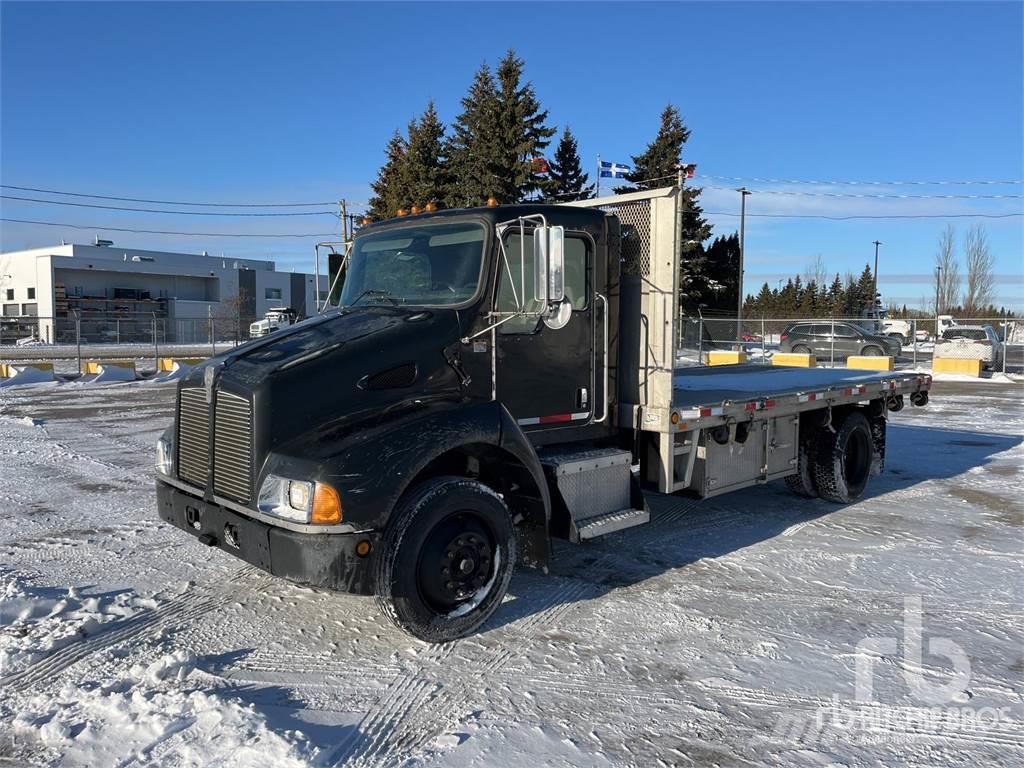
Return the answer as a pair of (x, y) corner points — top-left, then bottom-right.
(312, 483), (342, 525)
(356, 540), (371, 557)
(487, 197), (499, 207)
(670, 412), (680, 425)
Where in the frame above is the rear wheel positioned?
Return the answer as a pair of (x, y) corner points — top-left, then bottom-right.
(792, 344), (812, 355)
(813, 411), (873, 503)
(785, 431), (819, 498)
(375, 477), (516, 643)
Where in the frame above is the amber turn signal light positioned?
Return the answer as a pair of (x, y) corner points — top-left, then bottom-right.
(311, 482), (342, 525)
(355, 540), (371, 557)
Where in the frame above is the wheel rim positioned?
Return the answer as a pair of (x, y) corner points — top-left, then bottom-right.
(844, 429), (871, 487)
(416, 512), (495, 614)
(793, 345), (811, 354)
(864, 347), (882, 356)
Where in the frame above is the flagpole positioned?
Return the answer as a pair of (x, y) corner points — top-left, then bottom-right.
(596, 154), (601, 198)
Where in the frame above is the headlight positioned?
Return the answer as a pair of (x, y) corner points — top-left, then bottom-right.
(257, 475), (342, 525)
(155, 428), (174, 476)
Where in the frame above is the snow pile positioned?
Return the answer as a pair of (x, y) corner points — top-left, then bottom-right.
(84, 364), (137, 383)
(0, 575), (157, 676)
(11, 651), (319, 768)
(0, 365), (56, 388)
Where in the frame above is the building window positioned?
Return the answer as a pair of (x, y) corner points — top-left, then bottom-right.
(2, 303), (18, 317)
(3, 289), (12, 301)
(265, 288), (282, 300)
(27, 287), (35, 300)
(22, 303), (38, 316)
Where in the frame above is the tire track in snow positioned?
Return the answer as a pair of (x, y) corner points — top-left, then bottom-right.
(1, 566), (270, 693)
(334, 493), (709, 766)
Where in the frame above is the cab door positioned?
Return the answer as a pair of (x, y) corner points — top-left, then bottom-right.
(494, 230), (596, 433)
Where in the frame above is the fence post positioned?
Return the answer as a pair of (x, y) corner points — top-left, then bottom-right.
(912, 319), (918, 368)
(830, 318), (836, 368)
(761, 317), (766, 364)
(152, 312), (159, 373)
(697, 317), (704, 365)
(74, 309), (82, 374)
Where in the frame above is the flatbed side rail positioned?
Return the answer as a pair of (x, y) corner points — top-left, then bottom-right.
(659, 373), (932, 434)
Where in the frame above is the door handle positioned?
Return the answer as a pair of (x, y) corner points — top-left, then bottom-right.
(594, 292), (608, 424)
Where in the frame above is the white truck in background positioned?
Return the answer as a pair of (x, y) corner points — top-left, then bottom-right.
(249, 307), (298, 339)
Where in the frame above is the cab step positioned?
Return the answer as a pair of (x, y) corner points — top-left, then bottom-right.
(539, 446), (649, 542)
(576, 507), (650, 540)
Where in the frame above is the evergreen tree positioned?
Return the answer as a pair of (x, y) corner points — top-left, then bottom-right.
(615, 104), (712, 312)
(855, 264), (878, 313)
(447, 62), (500, 207)
(828, 273), (845, 316)
(491, 49), (556, 202)
(703, 233), (740, 312)
(546, 126), (593, 201)
(367, 130), (408, 220)
(397, 102), (450, 209)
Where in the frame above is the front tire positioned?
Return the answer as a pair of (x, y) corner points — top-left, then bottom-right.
(813, 411), (873, 503)
(375, 477), (516, 643)
(861, 345), (884, 356)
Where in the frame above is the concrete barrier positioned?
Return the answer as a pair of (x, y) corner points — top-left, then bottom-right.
(772, 353), (816, 368)
(706, 350), (747, 366)
(847, 355), (895, 371)
(933, 357), (983, 377)
(0, 363), (56, 387)
(157, 357), (203, 373)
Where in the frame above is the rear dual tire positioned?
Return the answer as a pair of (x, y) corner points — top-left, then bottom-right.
(786, 411), (874, 504)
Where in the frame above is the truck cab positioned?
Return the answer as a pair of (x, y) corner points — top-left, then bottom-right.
(155, 189), (931, 642)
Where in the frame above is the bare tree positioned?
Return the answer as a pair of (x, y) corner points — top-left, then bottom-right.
(933, 225), (960, 314)
(803, 255), (828, 287)
(963, 224), (995, 316)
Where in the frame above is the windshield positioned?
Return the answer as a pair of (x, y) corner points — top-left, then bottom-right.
(338, 221), (486, 307)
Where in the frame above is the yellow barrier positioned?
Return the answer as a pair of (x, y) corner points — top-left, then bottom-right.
(933, 357), (983, 377)
(772, 353), (816, 368)
(847, 355), (895, 371)
(1, 362), (54, 377)
(706, 350), (747, 366)
(82, 360), (136, 375)
(157, 357), (203, 372)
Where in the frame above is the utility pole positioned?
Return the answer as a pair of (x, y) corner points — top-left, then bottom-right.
(872, 240), (882, 309)
(736, 187), (751, 342)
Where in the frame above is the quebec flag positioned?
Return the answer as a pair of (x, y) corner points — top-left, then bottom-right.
(599, 161), (632, 179)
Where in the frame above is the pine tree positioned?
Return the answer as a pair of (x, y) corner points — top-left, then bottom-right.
(447, 62), (500, 207)
(397, 102), (450, 209)
(367, 130), (408, 220)
(546, 126), (593, 202)
(855, 264), (878, 313)
(615, 104), (712, 312)
(491, 49), (556, 202)
(828, 274), (845, 316)
(703, 233), (740, 312)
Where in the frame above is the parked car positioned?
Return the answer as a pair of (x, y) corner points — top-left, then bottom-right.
(779, 321), (902, 359)
(935, 325), (1003, 370)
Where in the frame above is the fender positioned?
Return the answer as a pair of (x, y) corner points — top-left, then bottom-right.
(264, 400), (551, 545)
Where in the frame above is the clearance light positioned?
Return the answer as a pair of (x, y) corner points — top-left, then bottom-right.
(361, 216), (372, 226)
(486, 197), (499, 207)
(355, 540), (371, 557)
(312, 482), (342, 525)
(396, 208), (408, 217)
(411, 205), (422, 214)
(425, 202), (438, 212)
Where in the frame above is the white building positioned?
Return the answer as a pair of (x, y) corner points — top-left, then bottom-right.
(0, 242), (327, 343)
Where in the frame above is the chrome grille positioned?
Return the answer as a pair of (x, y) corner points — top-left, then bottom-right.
(177, 388), (209, 487)
(213, 391), (253, 502)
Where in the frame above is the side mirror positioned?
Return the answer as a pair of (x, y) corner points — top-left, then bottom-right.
(532, 225), (565, 306)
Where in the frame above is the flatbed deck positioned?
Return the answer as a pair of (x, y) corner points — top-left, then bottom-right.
(669, 364), (931, 427)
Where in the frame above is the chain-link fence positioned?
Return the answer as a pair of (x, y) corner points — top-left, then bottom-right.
(0, 315), (246, 370)
(677, 314), (1018, 374)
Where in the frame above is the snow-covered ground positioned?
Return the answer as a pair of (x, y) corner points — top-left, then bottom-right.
(0, 379), (1021, 766)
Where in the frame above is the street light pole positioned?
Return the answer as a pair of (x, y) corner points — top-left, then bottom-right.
(736, 188), (751, 343)
(872, 240), (882, 309)
(934, 266), (942, 337)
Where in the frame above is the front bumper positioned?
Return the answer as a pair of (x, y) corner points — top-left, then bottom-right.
(156, 479), (379, 595)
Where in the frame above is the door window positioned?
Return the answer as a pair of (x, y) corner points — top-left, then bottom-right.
(497, 232), (588, 333)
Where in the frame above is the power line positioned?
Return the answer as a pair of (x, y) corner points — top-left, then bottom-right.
(699, 186), (1024, 200)
(0, 184), (335, 207)
(695, 174), (1023, 187)
(0, 218), (338, 238)
(705, 210), (1023, 220)
(0, 194), (338, 217)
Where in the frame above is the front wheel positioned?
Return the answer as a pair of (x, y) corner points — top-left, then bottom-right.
(861, 345), (884, 356)
(375, 477), (516, 643)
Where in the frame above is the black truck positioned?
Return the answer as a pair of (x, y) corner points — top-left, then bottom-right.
(156, 187), (932, 642)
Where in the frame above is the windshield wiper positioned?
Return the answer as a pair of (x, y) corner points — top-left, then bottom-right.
(349, 288), (399, 306)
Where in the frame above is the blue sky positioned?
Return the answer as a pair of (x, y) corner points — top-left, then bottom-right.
(2, 1), (1022, 309)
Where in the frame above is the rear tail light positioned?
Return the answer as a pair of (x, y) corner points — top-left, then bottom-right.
(780, 333), (789, 342)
